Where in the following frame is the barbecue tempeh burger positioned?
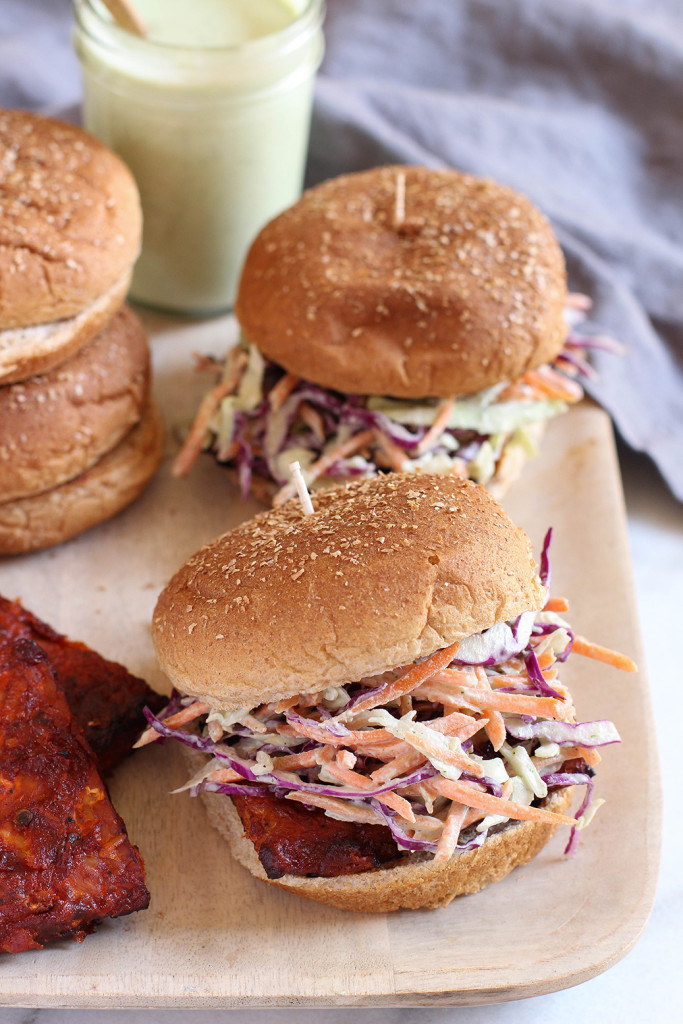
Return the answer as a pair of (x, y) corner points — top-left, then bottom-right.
(144, 474), (633, 912)
(173, 166), (608, 503)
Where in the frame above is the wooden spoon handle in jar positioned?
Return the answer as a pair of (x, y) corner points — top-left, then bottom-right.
(100, 0), (147, 37)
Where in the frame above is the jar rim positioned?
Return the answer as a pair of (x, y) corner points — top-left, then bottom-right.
(74, 0), (324, 58)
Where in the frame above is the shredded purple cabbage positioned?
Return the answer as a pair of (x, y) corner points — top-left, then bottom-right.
(370, 801), (439, 853)
(199, 781), (273, 798)
(286, 709), (350, 738)
(459, 771), (503, 798)
(157, 688), (184, 721)
(539, 527), (553, 589)
(524, 647), (564, 700)
(543, 771), (595, 856)
(506, 718), (620, 747)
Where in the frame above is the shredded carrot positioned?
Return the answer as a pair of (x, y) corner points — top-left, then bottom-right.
(423, 678), (571, 722)
(554, 744), (602, 768)
(273, 429), (376, 506)
(353, 740), (409, 762)
(433, 801), (468, 864)
(269, 747), (333, 771)
(521, 366), (584, 403)
(298, 401), (325, 440)
(172, 349), (248, 477)
(341, 640), (461, 719)
(496, 381), (528, 402)
(336, 749), (356, 770)
(543, 596), (570, 612)
(415, 399), (456, 454)
(238, 712), (269, 734)
(134, 701), (210, 748)
(306, 429), (375, 481)
(474, 666), (506, 751)
(428, 777), (576, 826)
(431, 668), (479, 687)
(323, 762), (415, 822)
(205, 768), (242, 784)
(536, 650), (556, 670)
(215, 439), (239, 463)
(372, 428), (411, 472)
(268, 372), (300, 411)
(371, 750), (424, 784)
(572, 636), (637, 672)
(271, 696), (300, 714)
(285, 791), (382, 825)
(466, 688), (571, 721)
(430, 710), (489, 740)
(283, 716), (396, 748)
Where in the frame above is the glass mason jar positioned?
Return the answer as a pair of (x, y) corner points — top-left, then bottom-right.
(73, 0), (325, 314)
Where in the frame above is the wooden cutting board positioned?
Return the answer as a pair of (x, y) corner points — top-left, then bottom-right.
(0, 311), (661, 1008)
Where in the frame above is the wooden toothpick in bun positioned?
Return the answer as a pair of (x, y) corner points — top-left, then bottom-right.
(0, 306), (150, 502)
(144, 475), (627, 912)
(176, 166), (588, 503)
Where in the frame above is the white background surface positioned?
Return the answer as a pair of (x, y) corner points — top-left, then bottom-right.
(0, 438), (679, 1020)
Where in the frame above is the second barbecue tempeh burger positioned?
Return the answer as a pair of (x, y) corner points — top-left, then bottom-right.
(174, 166), (596, 502)
(142, 474), (633, 912)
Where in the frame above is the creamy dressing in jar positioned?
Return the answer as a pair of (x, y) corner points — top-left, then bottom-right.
(73, 0), (324, 313)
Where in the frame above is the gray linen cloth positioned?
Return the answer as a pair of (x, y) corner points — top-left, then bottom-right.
(2, 0), (682, 497)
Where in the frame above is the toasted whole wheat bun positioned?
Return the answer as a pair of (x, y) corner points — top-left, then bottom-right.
(0, 109), (141, 330)
(0, 400), (163, 556)
(0, 271), (131, 385)
(183, 746), (573, 912)
(153, 474), (545, 709)
(0, 306), (150, 502)
(235, 166), (567, 399)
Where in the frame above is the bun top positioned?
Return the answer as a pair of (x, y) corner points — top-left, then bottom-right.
(236, 166), (567, 399)
(152, 474), (545, 709)
(0, 110), (141, 328)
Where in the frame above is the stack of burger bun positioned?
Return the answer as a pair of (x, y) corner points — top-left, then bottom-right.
(0, 109), (163, 555)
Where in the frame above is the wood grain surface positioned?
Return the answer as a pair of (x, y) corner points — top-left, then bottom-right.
(0, 311), (661, 1007)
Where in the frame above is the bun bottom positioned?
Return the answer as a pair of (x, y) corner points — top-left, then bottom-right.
(0, 270), (131, 385)
(185, 749), (573, 912)
(0, 306), (150, 502)
(0, 400), (164, 555)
